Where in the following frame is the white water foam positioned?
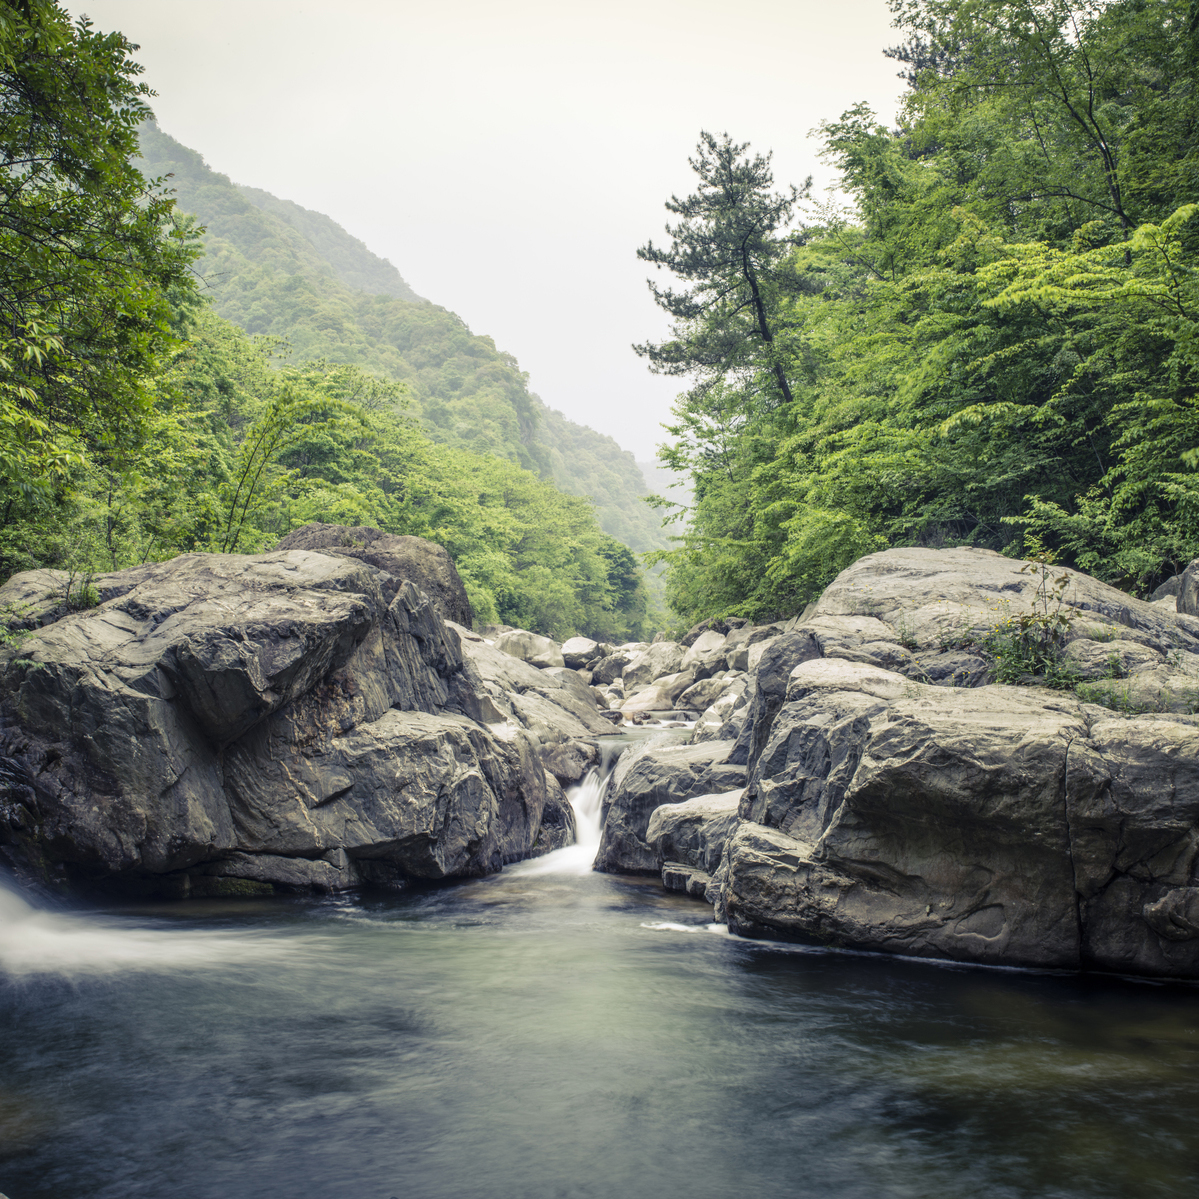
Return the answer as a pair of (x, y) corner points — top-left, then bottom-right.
(509, 766), (608, 877)
(0, 882), (295, 979)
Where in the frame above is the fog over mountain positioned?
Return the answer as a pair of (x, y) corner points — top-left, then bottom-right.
(65, 0), (904, 462)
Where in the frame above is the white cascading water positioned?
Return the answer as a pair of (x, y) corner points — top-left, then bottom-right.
(510, 764), (610, 877)
(0, 878), (293, 979)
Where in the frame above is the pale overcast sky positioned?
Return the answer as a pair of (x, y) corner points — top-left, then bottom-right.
(70, 0), (906, 462)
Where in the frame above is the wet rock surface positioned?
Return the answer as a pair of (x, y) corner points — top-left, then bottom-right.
(597, 547), (1199, 980)
(0, 548), (551, 894)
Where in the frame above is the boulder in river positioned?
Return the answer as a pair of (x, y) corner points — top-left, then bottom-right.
(639, 548), (1199, 979)
(0, 548), (559, 895)
(493, 629), (566, 670)
(594, 738), (739, 874)
(273, 522), (473, 626)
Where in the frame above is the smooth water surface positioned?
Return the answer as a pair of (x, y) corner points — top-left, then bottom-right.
(2, 822), (1198, 1199)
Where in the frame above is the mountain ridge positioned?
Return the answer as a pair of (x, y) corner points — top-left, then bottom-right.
(138, 122), (670, 554)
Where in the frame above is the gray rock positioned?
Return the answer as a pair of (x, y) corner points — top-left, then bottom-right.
(1069, 715), (1199, 974)
(623, 642), (686, 691)
(0, 551), (553, 892)
(454, 635), (612, 741)
(594, 739), (734, 874)
(1179, 559), (1199, 616)
(908, 650), (990, 687)
(591, 651), (635, 686)
(725, 662), (1090, 968)
(620, 670), (696, 714)
(561, 636), (607, 669)
(1076, 666), (1199, 715)
(530, 773), (578, 857)
(540, 739), (600, 786)
(508, 688), (613, 744)
(681, 629), (729, 675)
(661, 863), (714, 899)
(194, 849), (360, 893)
(1151, 575), (1182, 602)
(804, 615), (912, 674)
(494, 629), (566, 670)
(692, 676), (749, 743)
(717, 654), (1199, 978)
(676, 675), (732, 713)
(1063, 638), (1165, 680)
(680, 616), (747, 648)
(273, 522), (473, 626)
(813, 546), (1199, 656)
(541, 666), (601, 709)
(723, 624), (787, 673)
(728, 631), (823, 770)
(646, 789), (742, 875)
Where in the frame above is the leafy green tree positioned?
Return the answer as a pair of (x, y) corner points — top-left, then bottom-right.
(650, 0), (1199, 626)
(0, 0), (195, 532)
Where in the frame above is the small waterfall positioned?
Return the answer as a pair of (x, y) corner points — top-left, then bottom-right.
(0, 876), (292, 979)
(512, 752), (619, 877)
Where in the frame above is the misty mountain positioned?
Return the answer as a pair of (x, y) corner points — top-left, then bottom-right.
(138, 123), (669, 554)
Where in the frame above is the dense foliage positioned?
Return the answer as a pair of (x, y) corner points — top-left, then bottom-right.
(135, 124), (670, 556)
(649, 0), (1199, 626)
(0, 1), (194, 543)
(0, 14), (650, 641)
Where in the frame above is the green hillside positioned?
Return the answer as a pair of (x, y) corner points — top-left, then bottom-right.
(137, 123), (668, 554)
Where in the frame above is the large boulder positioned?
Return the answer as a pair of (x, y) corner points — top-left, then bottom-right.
(812, 546), (1199, 657)
(676, 548), (1199, 979)
(623, 642), (686, 692)
(273, 522), (472, 626)
(717, 652), (1199, 977)
(726, 660), (1093, 967)
(594, 738), (738, 874)
(591, 650), (636, 686)
(0, 551), (554, 894)
(619, 670), (696, 714)
(561, 636), (608, 669)
(494, 629), (566, 670)
(647, 790), (742, 874)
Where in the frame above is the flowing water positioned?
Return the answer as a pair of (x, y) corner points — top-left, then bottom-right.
(2, 751), (1198, 1199)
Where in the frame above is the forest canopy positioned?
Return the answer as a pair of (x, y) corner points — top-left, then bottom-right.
(646, 0), (1199, 626)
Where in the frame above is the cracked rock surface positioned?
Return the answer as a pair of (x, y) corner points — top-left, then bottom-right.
(0, 546), (553, 895)
(610, 547), (1199, 978)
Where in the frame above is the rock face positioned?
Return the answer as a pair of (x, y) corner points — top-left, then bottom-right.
(597, 547), (1199, 980)
(594, 738), (739, 874)
(646, 789), (742, 898)
(723, 656), (1199, 976)
(1178, 558), (1199, 617)
(273, 522), (473, 626)
(0, 549), (557, 895)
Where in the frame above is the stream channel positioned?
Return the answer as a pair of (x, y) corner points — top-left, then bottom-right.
(1, 730), (1198, 1199)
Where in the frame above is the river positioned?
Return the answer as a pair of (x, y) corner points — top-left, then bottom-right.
(1, 765), (1197, 1199)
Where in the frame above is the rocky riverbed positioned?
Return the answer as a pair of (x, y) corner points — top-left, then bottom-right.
(3, 528), (1199, 979)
